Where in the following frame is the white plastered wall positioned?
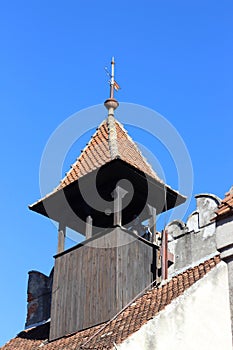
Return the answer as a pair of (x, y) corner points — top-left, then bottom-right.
(118, 262), (232, 350)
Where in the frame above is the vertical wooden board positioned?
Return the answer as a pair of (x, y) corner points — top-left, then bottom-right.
(55, 257), (61, 338)
(98, 248), (104, 322)
(83, 245), (91, 328)
(121, 242), (128, 306)
(67, 251), (73, 334)
(110, 246), (117, 313)
(50, 257), (59, 340)
(72, 246), (80, 332)
(85, 246), (96, 328)
(116, 243), (122, 310)
(67, 250), (75, 334)
(50, 255), (65, 340)
(132, 240), (140, 297)
(92, 245), (99, 326)
(60, 253), (68, 337)
(76, 246), (84, 330)
(62, 253), (68, 335)
(54, 256), (64, 339)
(103, 246), (116, 320)
(138, 240), (146, 290)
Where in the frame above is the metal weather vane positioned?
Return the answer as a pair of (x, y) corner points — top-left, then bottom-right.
(105, 57), (121, 99)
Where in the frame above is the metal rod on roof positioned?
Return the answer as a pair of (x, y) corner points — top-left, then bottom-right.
(110, 56), (115, 99)
(104, 57), (120, 116)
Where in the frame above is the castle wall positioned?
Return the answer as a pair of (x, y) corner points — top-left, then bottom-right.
(118, 262), (232, 350)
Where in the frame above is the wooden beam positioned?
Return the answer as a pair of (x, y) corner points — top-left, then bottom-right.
(57, 223), (66, 254)
(112, 185), (128, 226)
(148, 205), (160, 283)
(85, 215), (93, 239)
(148, 205), (156, 243)
(161, 229), (168, 280)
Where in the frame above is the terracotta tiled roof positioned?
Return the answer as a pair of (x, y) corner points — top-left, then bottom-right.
(214, 187), (233, 220)
(57, 117), (163, 191)
(2, 256), (220, 350)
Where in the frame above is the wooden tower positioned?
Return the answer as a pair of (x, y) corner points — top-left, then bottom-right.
(29, 58), (186, 341)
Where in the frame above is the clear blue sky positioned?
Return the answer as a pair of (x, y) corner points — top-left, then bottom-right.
(0, 0), (232, 346)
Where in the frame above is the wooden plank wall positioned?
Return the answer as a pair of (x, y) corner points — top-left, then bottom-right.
(50, 228), (154, 341)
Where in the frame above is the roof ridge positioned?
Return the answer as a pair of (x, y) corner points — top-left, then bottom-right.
(107, 115), (119, 159)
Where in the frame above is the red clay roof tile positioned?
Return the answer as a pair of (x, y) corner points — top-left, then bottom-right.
(214, 187), (233, 220)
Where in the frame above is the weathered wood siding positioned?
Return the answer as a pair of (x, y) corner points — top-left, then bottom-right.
(50, 227), (155, 341)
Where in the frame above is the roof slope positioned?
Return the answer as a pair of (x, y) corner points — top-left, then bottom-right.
(2, 256), (220, 350)
(57, 117), (163, 191)
(215, 187), (233, 220)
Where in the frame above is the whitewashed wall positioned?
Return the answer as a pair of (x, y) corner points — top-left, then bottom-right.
(118, 262), (232, 350)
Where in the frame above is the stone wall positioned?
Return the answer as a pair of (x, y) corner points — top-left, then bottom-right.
(166, 193), (221, 276)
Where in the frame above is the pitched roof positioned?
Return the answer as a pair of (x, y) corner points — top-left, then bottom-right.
(2, 255), (220, 350)
(29, 116), (167, 212)
(214, 186), (233, 220)
(57, 116), (163, 191)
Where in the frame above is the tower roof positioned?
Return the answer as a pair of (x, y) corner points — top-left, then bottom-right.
(29, 114), (186, 232)
(57, 116), (164, 191)
(30, 115), (184, 199)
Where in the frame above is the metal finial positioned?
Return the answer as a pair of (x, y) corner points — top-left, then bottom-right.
(104, 57), (120, 114)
